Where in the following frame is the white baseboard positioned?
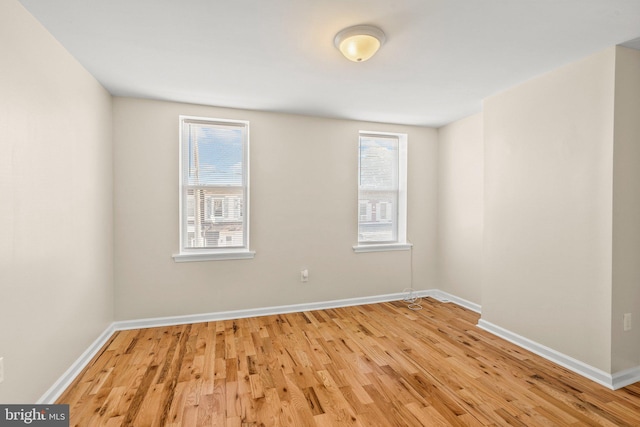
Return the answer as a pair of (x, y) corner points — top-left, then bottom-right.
(612, 365), (640, 390)
(477, 318), (640, 390)
(114, 290), (435, 330)
(429, 289), (481, 313)
(37, 323), (116, 404)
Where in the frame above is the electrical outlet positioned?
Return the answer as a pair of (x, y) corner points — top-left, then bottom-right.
(624, 313), (632, 331)
(300, 269), (309, 282)
(0, 357), (4, 384)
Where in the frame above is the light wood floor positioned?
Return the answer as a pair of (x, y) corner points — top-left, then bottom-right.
(57, 298), (640, 426)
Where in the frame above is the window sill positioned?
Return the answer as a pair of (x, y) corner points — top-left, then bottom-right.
(352, 243), (413, 253)
(172, 250), (255, 262)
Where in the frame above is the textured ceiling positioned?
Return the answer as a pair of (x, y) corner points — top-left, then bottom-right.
(18, 0), (640, 127)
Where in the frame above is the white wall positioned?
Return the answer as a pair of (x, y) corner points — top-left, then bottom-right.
(482, 47), (616, 372)
(612, 46), (640, 372)
(437, 113), (483, 305)
(0, 0), (114, 402)
(113, 98), (438, 320)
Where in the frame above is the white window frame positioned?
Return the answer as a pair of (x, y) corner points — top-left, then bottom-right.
(353, 131), (412, 253)
(173, 115), (254, 262)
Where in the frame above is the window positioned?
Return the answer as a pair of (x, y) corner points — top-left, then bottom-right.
(173, 116), (254, 261)
(354, 131), (411, 253)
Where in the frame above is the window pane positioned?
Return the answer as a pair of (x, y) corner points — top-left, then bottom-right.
(185, 187), (244, 248)
(358, 190), (397, 242)
(359, 136), (398, 190)
(186, 124), (243, 186)
(358, 134), (399, 243)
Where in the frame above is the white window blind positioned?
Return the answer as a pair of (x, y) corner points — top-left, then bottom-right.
(176, 116), (252, 260)
(357, 132), (408, 248)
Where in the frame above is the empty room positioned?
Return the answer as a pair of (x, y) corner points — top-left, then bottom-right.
(2, 0), (640, 425)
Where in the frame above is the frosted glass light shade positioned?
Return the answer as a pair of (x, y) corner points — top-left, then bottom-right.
(334, 25), (386, 62)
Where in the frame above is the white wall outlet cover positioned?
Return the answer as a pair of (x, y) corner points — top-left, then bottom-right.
(623, 313), (632, 331)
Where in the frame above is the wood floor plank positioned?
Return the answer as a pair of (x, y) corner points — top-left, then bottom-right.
(58, 299), (640, 426)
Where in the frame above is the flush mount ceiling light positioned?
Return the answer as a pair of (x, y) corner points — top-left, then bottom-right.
(334, 25), (386, 62)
